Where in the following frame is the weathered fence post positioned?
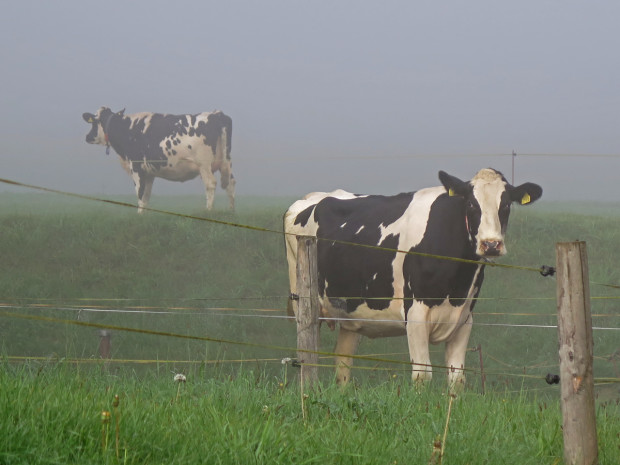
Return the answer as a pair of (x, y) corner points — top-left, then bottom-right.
(476, 344), (486, 395)
(296, 235), (320, 387)
(99, 330), (111, 359)
(555, 241), (598, 465)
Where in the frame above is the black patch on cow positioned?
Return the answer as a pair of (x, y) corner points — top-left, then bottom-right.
(498, 190), (511, 234)
(294, 205), (316, 228)
(404, 193), (483, 311)
(195, 111), (233, 158)
(312, 193), (414, 313)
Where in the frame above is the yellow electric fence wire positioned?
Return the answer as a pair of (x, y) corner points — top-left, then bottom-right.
(0, 177), (550, 274)
(3, 176), (620, 291)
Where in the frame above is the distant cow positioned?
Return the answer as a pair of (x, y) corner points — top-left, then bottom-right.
(82, 107), (235, 213)
(284, 169), (542, 389)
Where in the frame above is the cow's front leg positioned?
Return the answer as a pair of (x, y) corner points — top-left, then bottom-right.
(444, 313), (473, 393)
(406, 302), (432, 386)
(334, 326), (361, 385)
(130, 166), (154, 214)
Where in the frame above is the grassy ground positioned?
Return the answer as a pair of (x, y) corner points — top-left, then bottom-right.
(0, 193), (619, 463)
(1, 361), (619, 465)
(1, 194), (618, 390)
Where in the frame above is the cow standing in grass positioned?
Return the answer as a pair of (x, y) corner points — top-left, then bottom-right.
(83, 107), (235, 213)
(284, 168), (542, 390)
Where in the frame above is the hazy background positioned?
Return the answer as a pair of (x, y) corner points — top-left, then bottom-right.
(1, 1), (618, 203)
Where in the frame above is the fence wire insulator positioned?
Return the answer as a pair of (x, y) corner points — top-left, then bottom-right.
(289, 293), (299, 301)
(545, 373), (560, 385)
(291, 360), (301, 368)
(539, 265), (556, 277)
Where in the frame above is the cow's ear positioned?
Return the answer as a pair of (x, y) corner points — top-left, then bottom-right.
(510, 182), (543, 205)
(438, 171), (470, 197)
(82, 112), (96, 123)
(117, 108), (125, 117)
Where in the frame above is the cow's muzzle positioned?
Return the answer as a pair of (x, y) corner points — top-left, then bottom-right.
(480, 240), (504, 257)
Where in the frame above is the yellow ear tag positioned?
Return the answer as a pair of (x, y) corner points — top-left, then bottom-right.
(521, 193), (531, 205)
(448, 188), (456, 197)
(88, 118), (93, 123)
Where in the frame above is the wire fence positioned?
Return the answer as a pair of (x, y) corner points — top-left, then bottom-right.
(0, 175), (619, 394)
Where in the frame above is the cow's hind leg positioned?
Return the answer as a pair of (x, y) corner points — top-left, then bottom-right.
(130, 167), (154, 214)
(444, 313), (473, 393)
(334, 326), (361, 385)
(200, 168), (218, 210)
(225, 173), (236, 210)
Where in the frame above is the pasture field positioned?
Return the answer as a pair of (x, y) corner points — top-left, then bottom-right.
(1, 361), (619, 465)
(1, 192), (619, 463)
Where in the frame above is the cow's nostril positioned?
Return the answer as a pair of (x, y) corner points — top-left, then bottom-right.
(481, 241), (503, 256)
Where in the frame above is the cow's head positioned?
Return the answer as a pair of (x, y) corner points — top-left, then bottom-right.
(439, 168), (542, 257)
(82, 107), (125, 145)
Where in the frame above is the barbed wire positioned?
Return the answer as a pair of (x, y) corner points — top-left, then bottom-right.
(0, 176), (563, 275)
(1, 176), (619, 390)
(2, 311), (618, 389)
(2, 309), (619, 371)
(3, 294), (620, 304)
(3, 176), (620, 292)
(1, 301), (618, 329)
(3, 354), (618, 387)
(3, 178), (620, 296)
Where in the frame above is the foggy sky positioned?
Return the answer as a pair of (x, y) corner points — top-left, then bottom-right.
(1, 1), (618, 203)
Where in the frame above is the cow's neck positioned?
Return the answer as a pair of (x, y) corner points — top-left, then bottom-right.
(102, 113), (115, 155)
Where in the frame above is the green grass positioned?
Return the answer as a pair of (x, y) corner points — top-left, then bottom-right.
(2, 361), (618, 465)
(1, 194), (618, 390)
(0, 193), (619, 463)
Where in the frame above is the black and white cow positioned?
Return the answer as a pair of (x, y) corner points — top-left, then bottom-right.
(284, 168), (542, 389)
(82, 107), (235, 213)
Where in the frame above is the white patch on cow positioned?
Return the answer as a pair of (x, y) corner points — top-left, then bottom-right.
(471, 169), (508, 256)
(424, 266), (482, 343)
(129, 113), (153, 130)
(322, 292), (407, 338)
(378, 186), (443, 247)
(376, 186), (444, 304)
(355, 225), (364, 234)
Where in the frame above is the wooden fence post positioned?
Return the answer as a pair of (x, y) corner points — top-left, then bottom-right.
(555, 241), (598, 465)
(476, 344), (486, 395)
(98, 330), (111, 359)
(296, 235), (320, 387)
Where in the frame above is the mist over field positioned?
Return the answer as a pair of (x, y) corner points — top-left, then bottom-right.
(1, 2), (619, 203)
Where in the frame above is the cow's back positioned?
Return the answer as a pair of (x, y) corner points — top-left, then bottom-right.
(284, 189), (361, 317)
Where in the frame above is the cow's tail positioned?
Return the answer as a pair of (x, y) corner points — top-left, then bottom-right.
(216, 116), (233, 189)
